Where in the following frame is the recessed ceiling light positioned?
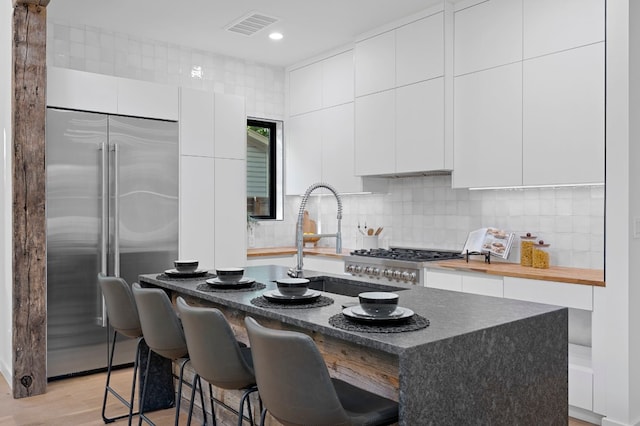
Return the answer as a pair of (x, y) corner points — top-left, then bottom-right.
(269, 32), (283, 41)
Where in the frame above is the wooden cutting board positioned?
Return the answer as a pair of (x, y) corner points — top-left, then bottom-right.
(302, 210), (320, 246)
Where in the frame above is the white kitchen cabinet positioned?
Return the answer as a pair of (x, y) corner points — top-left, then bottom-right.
(522, 43), (605, 186)
(117, 78), (179, 120)
(395, 79), (445, 174)
(503, 277), (593, 311)
(354, 90), (395, 176)
(289, 61), (322, 116)
(425, 269), (463, 292)
(47, 67), (118, 114)
(287, 103), (360, 195)
(322, 103), (361, 193)
(322, 50), (354, 108)
(246, 254), (295, 268)
(453, 62), (523, 188)
(523, 0), (605, 60)
(180, 156), (216, 268)
(569, 344), (594, 411)
(180, 88), (214, 157)
(214, 158), (247, 268)
(302, 256), (346, 275)
(286, 111), (323, 195)
(396, 13), (444, 87)
(462, 274), (503, 297)
(454, 0), (522, 76)
(214, 93), (246, 160)
(354, 31), (395, 97)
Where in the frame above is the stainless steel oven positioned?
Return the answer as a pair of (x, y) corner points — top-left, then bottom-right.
(344, 248), (463, 285)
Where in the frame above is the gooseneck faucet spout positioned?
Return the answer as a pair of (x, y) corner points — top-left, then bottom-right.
(288, 183), (342, 278)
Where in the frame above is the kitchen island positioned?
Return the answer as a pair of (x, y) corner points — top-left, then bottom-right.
(139, 265), (567, 425)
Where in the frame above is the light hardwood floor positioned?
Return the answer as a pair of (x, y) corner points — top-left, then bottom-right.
(0, 369), (596, 425)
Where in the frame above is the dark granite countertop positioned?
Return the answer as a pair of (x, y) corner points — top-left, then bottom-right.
(139, 265), (564, 356)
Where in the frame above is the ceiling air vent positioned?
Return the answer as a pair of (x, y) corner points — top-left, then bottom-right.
(225, 12), (279, 36)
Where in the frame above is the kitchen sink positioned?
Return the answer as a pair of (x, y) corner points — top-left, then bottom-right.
(304, 275), (408, 297)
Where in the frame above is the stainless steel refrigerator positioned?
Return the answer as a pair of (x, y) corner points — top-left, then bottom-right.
(46, 108), (178, 379)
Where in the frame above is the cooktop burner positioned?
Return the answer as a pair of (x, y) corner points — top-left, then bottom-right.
(350, 247), (463, 262)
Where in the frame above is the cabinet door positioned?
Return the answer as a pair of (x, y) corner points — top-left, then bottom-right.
(523, 0), (605, 59)
(396, 79), (445, 173)
(355, 31), (395, 96)
(180, 156), (215, 268)
(503, 277), (593, 310)
(454, 0), (522, 75)
(322, 103), (361, 193)
(117, 78), (179, 120)
(214, 158), (247, 268)
(214, 93), (246, 160)
(354, 90), (395, 176)
(425, 270), (463, 292)
(47, 67), (118, 113)
(396, 13), (444, 87)
(289, 61), (323, 115)
(180, 88), (214, 157)
(453, 63), (523, 188)
(286, 112), (322, 194)
(322, 50), (354, 108)
(522, 43), (604, 186)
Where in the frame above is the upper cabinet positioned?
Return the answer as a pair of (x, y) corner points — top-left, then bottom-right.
(354, 9), (452, 176)
(289, 50), (354, 116)
(453, 0), (605, 188)
(354, 31), (396, 97)
(522, 43), (604, 186)
(523, 0), (605, 59)
(214, 94), (246, 160)
(454, 0), (522, 76)
(396, 13), (444, 87)
(47, 67), (178, 120)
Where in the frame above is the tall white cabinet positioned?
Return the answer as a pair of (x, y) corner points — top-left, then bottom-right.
(179, 88), (247, 269)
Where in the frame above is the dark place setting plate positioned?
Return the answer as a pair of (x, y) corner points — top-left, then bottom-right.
(262, 289), (321, 304)
(205, 277), (255, 289)
(163, 268), (209, 278)
(342, 306), (415, 323)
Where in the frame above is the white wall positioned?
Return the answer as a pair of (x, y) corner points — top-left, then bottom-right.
(0, 0), (13, 389)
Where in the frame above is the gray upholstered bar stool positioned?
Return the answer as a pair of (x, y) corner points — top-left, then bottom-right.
(98, 273), (143, 425)
(132, 283), (204, 426)
(176, 297), (258, 426)
(244, 317), (399, 426)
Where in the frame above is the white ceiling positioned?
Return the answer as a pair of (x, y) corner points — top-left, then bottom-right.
(47, 0), (442, 68)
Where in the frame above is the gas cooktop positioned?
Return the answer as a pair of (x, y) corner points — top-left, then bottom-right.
(350, 247), (463, 262)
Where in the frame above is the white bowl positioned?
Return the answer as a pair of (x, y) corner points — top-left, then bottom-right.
(216, 267), (244, 282)
(276, 278), (309, 297)
(358, 292), (399, 317)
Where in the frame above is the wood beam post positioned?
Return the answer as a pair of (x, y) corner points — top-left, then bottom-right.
(12, 1), (48, 398)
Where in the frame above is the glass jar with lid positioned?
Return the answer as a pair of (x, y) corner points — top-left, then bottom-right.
(519, 233), (537, 267)
(532, 240), (550, 269)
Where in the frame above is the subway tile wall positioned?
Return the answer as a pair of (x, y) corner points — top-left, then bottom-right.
(47, 21), (605, 270)
(47, 21), (285, 120)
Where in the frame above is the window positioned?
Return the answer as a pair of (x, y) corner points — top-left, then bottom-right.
(247, 118), (282, 220)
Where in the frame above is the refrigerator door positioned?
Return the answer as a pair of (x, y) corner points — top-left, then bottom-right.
(108, 116), (179, 287)
(46, 108), (109, 378)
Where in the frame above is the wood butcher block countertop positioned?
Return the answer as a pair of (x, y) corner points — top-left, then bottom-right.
(434, 259), (605, 287)
(247, 246), (351, 259)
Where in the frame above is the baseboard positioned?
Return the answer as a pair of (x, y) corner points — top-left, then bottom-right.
(601, 415), (640, 426)
(0, 359), (12, 391)
(570, 405), (604, 425)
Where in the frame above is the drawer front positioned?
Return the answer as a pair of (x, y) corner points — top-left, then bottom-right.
(462, 274), (503, 297)
(425, 270), (463, 292)
(569, 364), (593, 410)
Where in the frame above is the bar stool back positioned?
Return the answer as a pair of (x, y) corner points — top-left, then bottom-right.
(176, 297), (258, 426)
(245, 316), (399, 426)
(98, 273), (143, 425)
(132, 283), (199, 426)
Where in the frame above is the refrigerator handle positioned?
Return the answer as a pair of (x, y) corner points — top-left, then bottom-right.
(113, 143), (120, 278)
(99, 142), (108, 327)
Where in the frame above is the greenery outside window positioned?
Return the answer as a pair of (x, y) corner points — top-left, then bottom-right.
(247, 118), (282, 220)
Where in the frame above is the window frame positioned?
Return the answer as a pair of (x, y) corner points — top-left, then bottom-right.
(247, 118), (278, 220)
